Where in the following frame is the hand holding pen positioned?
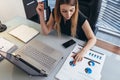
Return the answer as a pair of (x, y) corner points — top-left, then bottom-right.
(36, 0), (44, 17)
(71, 51), (84, 65)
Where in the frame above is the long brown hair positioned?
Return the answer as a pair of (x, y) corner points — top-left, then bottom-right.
(54, 0), (79, 37)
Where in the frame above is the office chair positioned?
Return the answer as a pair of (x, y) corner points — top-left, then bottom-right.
(22, 0), (51, 23)
(78, 0), (102, 34)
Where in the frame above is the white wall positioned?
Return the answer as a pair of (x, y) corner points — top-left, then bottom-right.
(0, 0), (26, 22)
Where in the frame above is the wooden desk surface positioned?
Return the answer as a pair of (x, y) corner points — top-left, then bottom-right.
(96, 39), (120, 55)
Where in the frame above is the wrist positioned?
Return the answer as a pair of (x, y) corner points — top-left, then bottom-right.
(78, 48), (87, 55)
(40, 16), (45, 22)
(81, 48), (86, 52)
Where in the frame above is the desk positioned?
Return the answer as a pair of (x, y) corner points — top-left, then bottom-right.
(0, 16), (120, 80)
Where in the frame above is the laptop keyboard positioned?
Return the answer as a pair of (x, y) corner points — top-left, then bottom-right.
(21, 46), (56, 69)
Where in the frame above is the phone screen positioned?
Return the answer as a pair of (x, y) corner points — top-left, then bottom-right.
(62, 39), (76, 48)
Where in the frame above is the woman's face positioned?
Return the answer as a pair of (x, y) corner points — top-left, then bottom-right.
(60, 4), (75, 20)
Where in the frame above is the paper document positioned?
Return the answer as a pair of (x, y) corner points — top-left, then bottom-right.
(55, 44), (106, 80)
(0, 37), (17, 53)
(8, 25), (39, 43)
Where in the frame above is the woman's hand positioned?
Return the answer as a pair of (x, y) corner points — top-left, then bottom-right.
(72, 50), (86, 64)
(36, 2), (44, 17)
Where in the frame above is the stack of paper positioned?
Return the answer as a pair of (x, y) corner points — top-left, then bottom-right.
(8, 25), (39, 43)
(0, 37), (17, 53)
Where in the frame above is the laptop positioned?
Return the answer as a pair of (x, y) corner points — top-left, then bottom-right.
(0, 39), (63, 76)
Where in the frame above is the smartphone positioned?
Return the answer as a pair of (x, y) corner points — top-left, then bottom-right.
(62, 39), (76, 48)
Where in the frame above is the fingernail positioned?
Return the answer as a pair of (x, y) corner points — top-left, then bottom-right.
(73, 60), (76, 64)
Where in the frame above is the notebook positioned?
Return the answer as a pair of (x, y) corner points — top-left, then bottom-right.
(0, 39), (63, 76)
(8, 25), (39, 43)
(0, 37), (17, 53)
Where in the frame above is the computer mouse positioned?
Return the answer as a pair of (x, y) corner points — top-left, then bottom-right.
(0, 24), (7, 32)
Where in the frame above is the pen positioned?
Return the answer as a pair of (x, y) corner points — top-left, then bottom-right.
(37, 0), (44, 3)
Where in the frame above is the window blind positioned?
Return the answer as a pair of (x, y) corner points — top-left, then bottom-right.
(96, 0), (120, 33)
(48, 0), (55, 11)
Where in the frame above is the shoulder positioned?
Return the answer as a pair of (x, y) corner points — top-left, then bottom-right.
(77, 11), (87, 27)
(78, 11), (87, 22)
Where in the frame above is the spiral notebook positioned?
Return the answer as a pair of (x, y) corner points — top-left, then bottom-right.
(8, 25), (39, 43)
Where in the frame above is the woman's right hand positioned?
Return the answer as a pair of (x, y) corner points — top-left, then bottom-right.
(36, 2), (44, 17)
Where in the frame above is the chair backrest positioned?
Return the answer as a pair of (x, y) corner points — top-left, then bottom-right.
(22, 0), (51, 23)
(78, 0), (102, 34)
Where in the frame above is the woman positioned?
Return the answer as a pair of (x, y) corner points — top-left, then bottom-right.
(36, 0), (96, 64)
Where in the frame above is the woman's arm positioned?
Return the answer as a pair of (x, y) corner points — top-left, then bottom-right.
(74, 20), (96, 63)
(82, 20), (96, 52)
(36, 3), (55, 35)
